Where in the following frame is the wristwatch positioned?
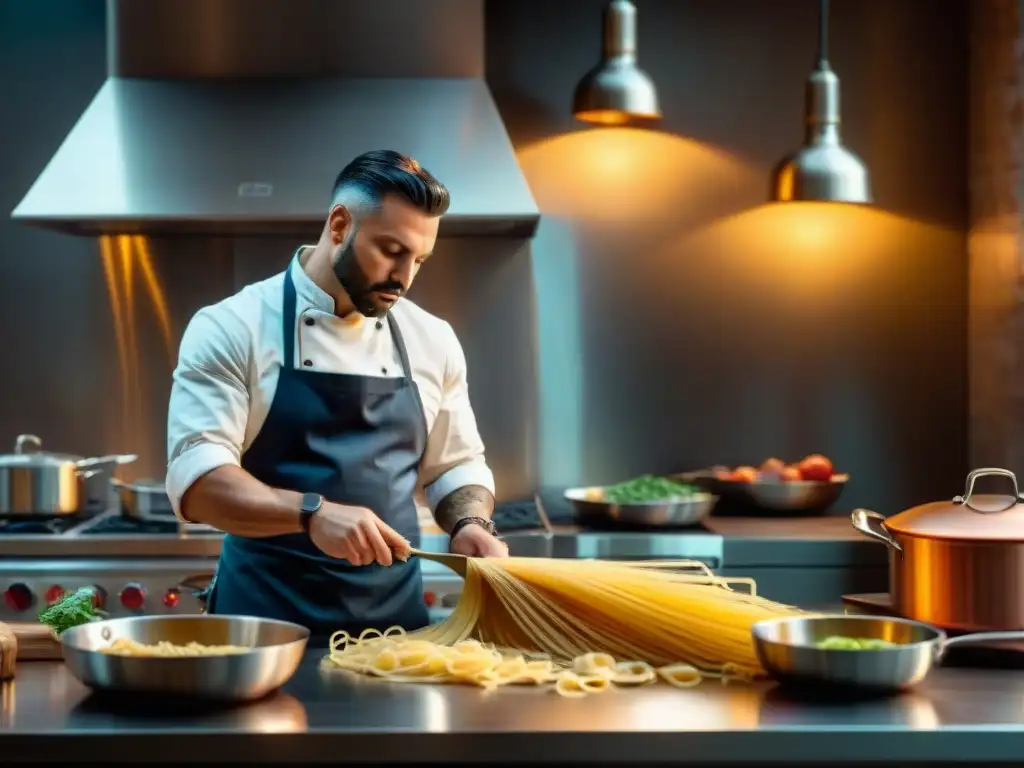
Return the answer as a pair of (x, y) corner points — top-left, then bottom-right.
(299, 492), (324, 533)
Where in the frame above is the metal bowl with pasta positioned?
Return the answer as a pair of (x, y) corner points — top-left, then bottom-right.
(60, 615), (310, 702)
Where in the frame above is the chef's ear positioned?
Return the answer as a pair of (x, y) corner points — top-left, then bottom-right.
(328, 204), (353, 245)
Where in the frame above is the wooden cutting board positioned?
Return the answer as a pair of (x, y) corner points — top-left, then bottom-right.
(0, 622), (62, 665)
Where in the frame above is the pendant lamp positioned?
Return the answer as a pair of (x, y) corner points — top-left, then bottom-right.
(770, 0), (871, 203)
(572, 0), (661, 125)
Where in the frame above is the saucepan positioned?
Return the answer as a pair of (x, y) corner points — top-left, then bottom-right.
(0, 434), (137, 517)
(111, 477), (175, 521)
(751, 614), (1024, 692)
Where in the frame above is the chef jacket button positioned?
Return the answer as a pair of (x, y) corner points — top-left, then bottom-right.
(375, 321), (383, 330)
(381, 367), (388, 375)
(303, 359), (313, 367)
(304, 317), (314, 326)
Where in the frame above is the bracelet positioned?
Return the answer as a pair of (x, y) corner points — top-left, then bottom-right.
(449, 515), (498, 540)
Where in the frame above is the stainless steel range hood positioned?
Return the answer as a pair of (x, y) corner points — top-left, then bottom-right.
(11, 0), (539, 239)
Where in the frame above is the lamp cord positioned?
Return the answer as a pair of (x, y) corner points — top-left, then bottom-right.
(816, 0), (830, 67)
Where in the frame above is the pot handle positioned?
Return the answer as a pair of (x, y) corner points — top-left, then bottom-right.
(850, 508), (903, 554)
(14, 434), (42, 454)
(953, 468), (1024, 513)
(75, 454), (138, 469)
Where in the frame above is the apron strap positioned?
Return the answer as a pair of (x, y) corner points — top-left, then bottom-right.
(386, 312), (414, 380)
(282, 254), (301, 369)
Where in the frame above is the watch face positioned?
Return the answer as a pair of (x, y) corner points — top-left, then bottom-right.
(301, 493), (322, 513)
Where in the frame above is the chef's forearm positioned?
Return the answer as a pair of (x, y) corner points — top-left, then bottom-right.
(180, 465), (304, 537)
(433, 484), (494, 535)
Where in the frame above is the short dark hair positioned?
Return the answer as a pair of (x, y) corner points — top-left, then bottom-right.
(331, 150), (450, 217)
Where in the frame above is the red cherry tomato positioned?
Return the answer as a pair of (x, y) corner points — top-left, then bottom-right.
(798, 454), (834, 482)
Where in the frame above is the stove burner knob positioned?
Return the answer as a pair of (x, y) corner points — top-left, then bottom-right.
(90, 585), (107, 609)
(4, 583), (33, 613)
(119, 583), (146, 611)
(44, 585), (65, 606)
(162, 589), (181, 609)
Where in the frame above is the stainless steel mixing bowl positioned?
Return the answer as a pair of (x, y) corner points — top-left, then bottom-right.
(563, 486), (718, 527)
(60, 615), (310, 702)
(751, 614), (1024, 691)
(673, 470), (849, 515)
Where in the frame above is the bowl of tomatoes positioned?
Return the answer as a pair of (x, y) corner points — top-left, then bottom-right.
(672, 454), (849, 516)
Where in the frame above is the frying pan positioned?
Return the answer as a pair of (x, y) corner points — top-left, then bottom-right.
(751, 614), (1024, 692)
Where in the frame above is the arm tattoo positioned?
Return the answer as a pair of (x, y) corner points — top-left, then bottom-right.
(434, 485), (494, 535)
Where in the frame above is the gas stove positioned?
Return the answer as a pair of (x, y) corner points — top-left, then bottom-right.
(0, 508), (471, 625)
(0, 517), (81, 536)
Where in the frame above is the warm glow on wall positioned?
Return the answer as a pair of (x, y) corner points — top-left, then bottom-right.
(517, 128), (758, 231)
(97, 235), (174, 471)
(672, 203), (958, 297)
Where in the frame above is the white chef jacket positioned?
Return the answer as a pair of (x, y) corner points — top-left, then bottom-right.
(165, 251), (495, 522)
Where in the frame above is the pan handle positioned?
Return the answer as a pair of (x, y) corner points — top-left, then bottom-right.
(178, 572), (215, 613)
(953, 468), (1024, 512)
(178, 573), (214, 591)
(937, 630), (1024, 661)
(850, 509), (902, 554)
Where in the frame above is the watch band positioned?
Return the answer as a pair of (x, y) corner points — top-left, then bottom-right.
(299, 492), (324, 533)
(450, 515), (498, 541)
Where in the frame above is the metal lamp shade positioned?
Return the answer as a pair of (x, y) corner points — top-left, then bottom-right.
(770, 0), (871, 204)
(573, 0), (661, 125)
(771, 142), (871, 203)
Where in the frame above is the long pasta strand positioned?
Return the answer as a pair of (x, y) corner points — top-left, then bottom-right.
(321, 556), (807, 695)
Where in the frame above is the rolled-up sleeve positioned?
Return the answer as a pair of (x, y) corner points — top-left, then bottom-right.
(166, 306), (251, 519)
(421, 324), (495, 512)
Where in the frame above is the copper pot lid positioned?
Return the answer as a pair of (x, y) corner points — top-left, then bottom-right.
(885, 468), (1024, 542)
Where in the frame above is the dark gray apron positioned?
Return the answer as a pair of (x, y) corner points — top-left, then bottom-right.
(205, 256), (430, 643)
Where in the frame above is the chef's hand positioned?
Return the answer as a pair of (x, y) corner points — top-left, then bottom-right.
(309, 502), (410, 567)
(449, 523), (509, 558)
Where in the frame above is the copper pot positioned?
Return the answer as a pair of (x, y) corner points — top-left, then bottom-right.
(851, 468), (1024, 631)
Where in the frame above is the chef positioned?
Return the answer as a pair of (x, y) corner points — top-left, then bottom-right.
(165, 149), (507, 639)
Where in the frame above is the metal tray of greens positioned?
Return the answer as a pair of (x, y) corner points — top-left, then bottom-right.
(564, 474), (718, 528)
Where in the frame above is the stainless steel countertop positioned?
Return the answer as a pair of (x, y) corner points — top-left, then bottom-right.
(3, 649), (1024, 764)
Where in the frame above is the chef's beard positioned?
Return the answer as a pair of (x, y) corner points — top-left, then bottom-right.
(332, 233), (403, 319)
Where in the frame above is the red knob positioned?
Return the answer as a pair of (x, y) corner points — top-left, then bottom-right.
(90, 585), (107, 609)
(4, 583), (33, 613)
(119, 582), (146, 611)
(162, 589), (181, 608)
(423, 591), (436, 607)
(44, 585), (65, 606)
